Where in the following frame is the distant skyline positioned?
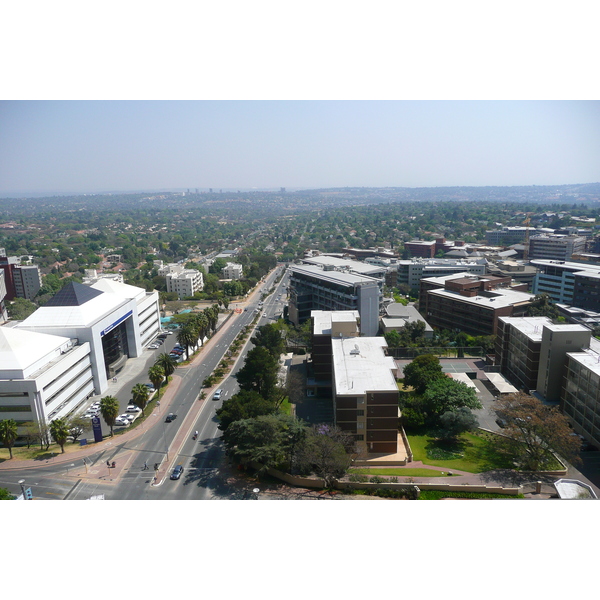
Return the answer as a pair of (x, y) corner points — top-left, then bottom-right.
(1, 101), (599, 196)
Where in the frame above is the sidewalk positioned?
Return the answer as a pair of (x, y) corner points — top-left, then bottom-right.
(0, 269), (277, 486)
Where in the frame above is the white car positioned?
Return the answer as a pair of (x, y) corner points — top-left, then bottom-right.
(148, 344), (159, 349)
(127, 404), (141, 413)
(114, 417), (129, 426)
(91, 401), (101, 409)
(83, 412), (96, 419)
(118, 413), (134, 422)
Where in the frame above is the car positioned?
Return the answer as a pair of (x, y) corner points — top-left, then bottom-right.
(148, 344), (159, 349)
(157, 334), (167, 340)
(83, 412), (96, 419)
(166, 331), (173, 335)
(91, 401), (101, 408)
(165, 413), (176, 423)
(170, 465), (184, 480)
(173, 345), (184, 350)
(156, 339), (164, 345)
(127, 404), (141, 413)
(212, 389), (223, 401)
(114, 417), (129, 426)
(144, 383), (155, 391)
(119, 413), (135, 423)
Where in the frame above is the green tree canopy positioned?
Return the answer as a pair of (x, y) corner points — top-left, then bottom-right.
(235, 346), (279, 399)
(148, 364), (165, 399)
(402, 354), (445, 394)
(494, 392), (582, 470)
(216, 390), (278, 436)
(421, 378), (482, 421)
(251, 323), (285, 359)
(0, 419), (18, 459)
(49, 418), (70, 453)
(100, 395), (120, 437)
(155, 353), (177, 379)
(132, 383), (150, 416)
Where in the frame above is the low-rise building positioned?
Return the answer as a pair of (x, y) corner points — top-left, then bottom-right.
(222, 262), (243, 280)
(419, 273), (533, 336)
(160, 263), (204, 299)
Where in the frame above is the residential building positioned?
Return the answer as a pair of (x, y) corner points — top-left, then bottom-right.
(0, 255), (42, 300)
(288, 264), (382, 336)
(419, 273), (533, 336)
(528, 234), (587, 261)
(160, 263), (204, 299)
(222, 262), (243, 280)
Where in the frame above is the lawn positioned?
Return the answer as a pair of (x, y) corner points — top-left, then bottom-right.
(407, 430), (516, 473)
(350, 467), (448, 477)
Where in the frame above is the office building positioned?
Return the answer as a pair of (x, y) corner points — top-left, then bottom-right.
(15, 280), (160, 395)
(528, 234), (586, 261)
(288, 264), (382, 336)
(419, 273), (533, 336)
(0, 255), (42, 300)
(310, 310), (400, 456)
(0, 326), (94, 432)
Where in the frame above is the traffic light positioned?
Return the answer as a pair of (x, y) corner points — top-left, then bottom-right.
(25, 487), (33, 500)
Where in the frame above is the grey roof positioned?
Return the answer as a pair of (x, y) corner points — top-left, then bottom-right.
(45, 282), (104, 307)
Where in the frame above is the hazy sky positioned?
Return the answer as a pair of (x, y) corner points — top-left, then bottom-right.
(0, 101), (600, 195)
(1, 100), (599, 195)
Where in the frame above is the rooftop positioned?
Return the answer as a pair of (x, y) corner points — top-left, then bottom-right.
(290, 264), (380, 285)
(332, 337), (397, 395)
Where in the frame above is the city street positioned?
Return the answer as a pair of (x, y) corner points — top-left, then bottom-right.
(0, 266), (289, 500)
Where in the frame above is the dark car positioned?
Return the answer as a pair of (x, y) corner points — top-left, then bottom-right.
(170, 465), (183, 480)
(165, 413), (176, 423)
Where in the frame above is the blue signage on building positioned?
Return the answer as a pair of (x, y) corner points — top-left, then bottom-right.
(100, 310), (133, 337)
(92, 416), (103, 443)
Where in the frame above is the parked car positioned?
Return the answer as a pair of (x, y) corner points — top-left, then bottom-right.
(148, 344), (159, 349)
(114, 417), (129, 426)
(165, 413), (176, 423)
(212, 389), (223, 401)
(144, 383), (155, 392)
(127, 404), (141, 413)
(170, 465), (183, 480)
(119, 413), (135, 423)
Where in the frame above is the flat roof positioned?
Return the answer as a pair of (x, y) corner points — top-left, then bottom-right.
(567, 338), (600, 376)
(302, 255), (384, 276)
(290, 264), (379, 285)
(312, 310), (359, 335)
(332, 337), (397, 395)
(498, 316), (553, 341)
(428, 286), (533, 309)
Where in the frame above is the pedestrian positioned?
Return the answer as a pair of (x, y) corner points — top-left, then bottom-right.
(143, 461), (148, 470)
(107, 460), (110, 467)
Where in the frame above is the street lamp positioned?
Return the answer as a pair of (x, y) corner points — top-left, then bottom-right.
(253, 487), (260, 500)
(18, 479), (26, 499)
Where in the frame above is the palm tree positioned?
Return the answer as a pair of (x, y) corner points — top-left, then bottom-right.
(49, 418), (70, 453)
(0, 419), (18, 459)
(177, 323), (197, 361)
(193, 312), (209, 346)
(148, 364), (165, 399)
(132, 383), (150, 416)
(100, 395), (120, 437)
(155, 352), (177, 380)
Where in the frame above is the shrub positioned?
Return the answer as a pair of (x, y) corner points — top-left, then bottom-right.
(348, 473), (369, 483)
(369, 475), (386, 484)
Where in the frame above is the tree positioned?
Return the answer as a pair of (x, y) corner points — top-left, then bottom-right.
(402, 354), (445, 394)
(0, 487), (16, 500)
(494, 392), (582, 471)
(421, 378), (482, 422)
(0, 419), (18, 459)
(132, 383), (150, 416)
(437, 407), (479, 442)
(251, 323), (285, 358)
(155, 353), (177, 379)
(7, 297), (37, 320)
(148, 364), (165, 399)
(100, 395), (119, 437)
(49, 418), (70, 453)
(526, 293), (560, 320)
(177, 323), (197, 361)
(235, 346), (279, 399)
(216, 390), (277, 435)
(295, 424), (354, 487)
(65, 415), (89, 443)
(222, 413), (302, 473)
